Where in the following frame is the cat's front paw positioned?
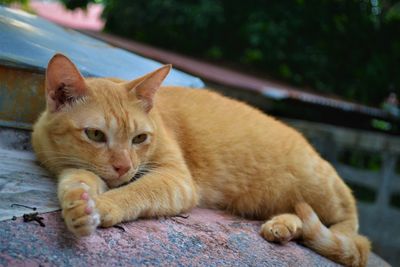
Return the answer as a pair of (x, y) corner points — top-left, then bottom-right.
(61, 183), (100, 236)
(94, 195), (125, 228)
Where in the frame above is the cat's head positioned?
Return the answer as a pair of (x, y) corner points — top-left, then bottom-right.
(33, 54), (171, 188)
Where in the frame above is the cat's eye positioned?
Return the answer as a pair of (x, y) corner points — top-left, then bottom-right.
(85, 129), (107, 143)
(132, 134), (148, 145)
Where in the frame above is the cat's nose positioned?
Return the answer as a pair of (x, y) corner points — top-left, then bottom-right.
(113, 164), (130, 177)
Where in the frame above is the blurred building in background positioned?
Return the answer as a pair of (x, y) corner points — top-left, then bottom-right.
(18, 0), (104, 30)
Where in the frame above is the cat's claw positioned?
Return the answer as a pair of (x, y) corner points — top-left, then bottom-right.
(61, 183), (100, 236)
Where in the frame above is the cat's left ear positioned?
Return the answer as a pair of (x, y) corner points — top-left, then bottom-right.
(45, 53), (88, 112)
(126, 64), (171, 112)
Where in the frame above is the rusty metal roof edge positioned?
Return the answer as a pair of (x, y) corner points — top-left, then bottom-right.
(0, 58), (43, 73)
(261, 85), (388, 118)
(0, 58), (104, 78)
(0, 120), (32, 130)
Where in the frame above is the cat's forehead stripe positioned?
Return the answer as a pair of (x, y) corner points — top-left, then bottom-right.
(105, 114), (130, 141)
(105, 116), (119, 146)
(109, 116), (118, 137)
(103, 95), (131, 135)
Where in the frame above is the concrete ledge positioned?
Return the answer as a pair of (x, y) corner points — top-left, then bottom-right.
(0, 208), (388, 266)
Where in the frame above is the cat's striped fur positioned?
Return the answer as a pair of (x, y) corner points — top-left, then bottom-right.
(32, 54), (370, 267)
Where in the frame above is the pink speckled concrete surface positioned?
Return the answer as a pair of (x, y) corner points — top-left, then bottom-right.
(0, 208), (389, 267)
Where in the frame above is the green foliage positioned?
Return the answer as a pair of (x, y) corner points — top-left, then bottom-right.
(62, 0), (400, 106)
(339, 149), (382, 171)
(0, 0), (28, 6)
(62, 0), (94, 10)
(386, 2), (400, 21)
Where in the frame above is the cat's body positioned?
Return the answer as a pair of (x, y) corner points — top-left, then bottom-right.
(32, 54), (370, 267)
(157, 86), (347, 218)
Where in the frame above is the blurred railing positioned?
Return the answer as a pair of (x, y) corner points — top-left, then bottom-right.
(286, 119), (400, 265)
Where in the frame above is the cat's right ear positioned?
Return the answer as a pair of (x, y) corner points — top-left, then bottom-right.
(45, 53), (87, 112)
(125, 64), (171, 112)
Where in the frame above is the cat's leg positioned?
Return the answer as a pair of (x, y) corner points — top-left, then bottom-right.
(295, 202), (370, 267)
(94, 164), (199, 227)
(260, 214), (303, 244)
(58, 168), (108, 236)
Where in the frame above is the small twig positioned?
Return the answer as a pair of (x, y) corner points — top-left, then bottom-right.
(22, 212), (45, 227)
(113, 225), (126, 232)
(11, 203), (37, 211)
(35, 217), (46, 227)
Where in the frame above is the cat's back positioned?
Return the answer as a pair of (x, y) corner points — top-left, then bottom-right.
(156, 86), (269, 136)
(156, 86), (297, 140)
(157, 86), (270, 125)
(156, 86), (313, 169)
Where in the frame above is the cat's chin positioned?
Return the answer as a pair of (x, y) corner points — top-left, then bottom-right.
(106, 181), (121, 188)
(104, 177), (131, 188)
(104, 173), (138, 188)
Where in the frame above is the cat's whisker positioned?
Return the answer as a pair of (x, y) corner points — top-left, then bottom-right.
(41, 157), (89, 167)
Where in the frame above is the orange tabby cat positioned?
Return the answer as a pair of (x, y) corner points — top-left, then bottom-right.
(32, 54), (370, 267)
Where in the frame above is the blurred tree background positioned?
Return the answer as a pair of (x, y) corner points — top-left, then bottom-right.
(62, 0), (400, 106)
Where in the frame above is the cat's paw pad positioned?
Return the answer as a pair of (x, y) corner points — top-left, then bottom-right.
(260, 215), (302, 244)
(61, 183), (100, 236)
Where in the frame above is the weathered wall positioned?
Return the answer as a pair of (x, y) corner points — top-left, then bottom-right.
(0, 66), (45, 128)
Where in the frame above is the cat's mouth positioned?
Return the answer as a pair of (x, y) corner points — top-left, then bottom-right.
(104, 166), (149, 188)
(114, 170), (147, 188)
(98, 163), (154, 188)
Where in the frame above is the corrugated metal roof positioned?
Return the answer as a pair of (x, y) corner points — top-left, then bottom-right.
(0, 6), (204, 87)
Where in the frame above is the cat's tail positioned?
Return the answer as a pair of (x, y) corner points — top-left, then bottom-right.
(295, 203), (371, 267)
